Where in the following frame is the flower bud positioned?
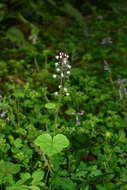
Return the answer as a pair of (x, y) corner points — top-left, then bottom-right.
(61, 73), (64, 78)
(64, 88), (68, 91)
(55, 56), (59, 59)
(56, 68), (60, 72)
(54, 92), (58, 95)
(67, 71), (70, 75)
(53, 74), (57, 78)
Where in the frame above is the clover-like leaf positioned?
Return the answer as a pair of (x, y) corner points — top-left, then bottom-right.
(34, 134), (69, 157)
(45, 102), (57, 109)
(0, 161), (20, 175)
(53, 134), (70, 154)
(32, 169), (44, 185)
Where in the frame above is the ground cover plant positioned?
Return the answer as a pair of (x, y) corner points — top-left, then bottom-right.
(1, 0), (127, 190)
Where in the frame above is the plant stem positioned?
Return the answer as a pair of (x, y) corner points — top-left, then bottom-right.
(54, 78), (63, 135)
(42, 153), (53, 174)
(34, 57), (39, 72)
(109, 70), (115, 90)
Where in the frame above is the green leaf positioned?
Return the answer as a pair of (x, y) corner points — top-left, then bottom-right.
(0, 173), (4, 184)
(14, 138), (23, 148)
(0, 161), (20, 175)
(6, 27), (26, 46)
(31, 24), (40, 36)
(65, 108), (76, 115)
(30, 186), (40, 190)
(13, 89), (25, 98)
(32, 169), (44, 185)
(61, 3), (84, 24)
(34, 134), (69, 156)
(119, 130), (127, 143)
(45, 102), (57, 109)
(89, 166), (101, 177)
(51, 176), (76, 190)
(6, 175), (15, 186)
(53, 134), (69, 154)
(16, 173), (31, 185)
(6, 185), (29, 190)
(0, 9), (5, 22)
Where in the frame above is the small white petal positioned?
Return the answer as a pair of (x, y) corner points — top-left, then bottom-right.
(56, 68), (60, 72)
(61, 73), (64, 77)
(67, 71), (70, 74)
(66, 92), (70, 96)
(54, 92), (58, 95)
(55, 62), (59, 66)
(58, 85), (62, 88)
(64, 88), (68, 91)
(63, 58), (67, 63)
(67, 65), (71, 69)
(53, 74), (57, 78)
(55, 56), (59, 59)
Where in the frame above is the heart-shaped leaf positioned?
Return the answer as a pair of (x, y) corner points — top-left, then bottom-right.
(45, 102), (57, 109)
(34, 134), (69, 157)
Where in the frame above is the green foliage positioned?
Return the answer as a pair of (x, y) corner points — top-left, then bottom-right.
(34, 134), (69, 157)
(1, 1), (127, 190)
(6, 27), (26, 46)
(0, 161), (20, 175)
(45, 102), (57, 110)
(60, 3), (85, 25)
(32, 169), (44, 185)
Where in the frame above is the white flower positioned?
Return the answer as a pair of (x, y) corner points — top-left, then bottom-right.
(56, 68), (60, 72)
(64, 88), (68, 91)
(54, 92), (58, 95)
(63, 58), (67, 64)
(55, 62), (59, 66)
(0, 110), (8, 118)
(55, 56), (59, 59)
(58, 85), (62, 88)
(6, 117), (10, 121)
(66, 92), (70, 96)
(53, 74), (57, 78)
(67, 65), (71, 69)
(28, 34), (38, 44)
(61, 73), (64, 78)
(67, 71), (70, 74)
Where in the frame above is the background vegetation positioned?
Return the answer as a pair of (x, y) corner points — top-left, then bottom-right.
(1, 0), (127, 189)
